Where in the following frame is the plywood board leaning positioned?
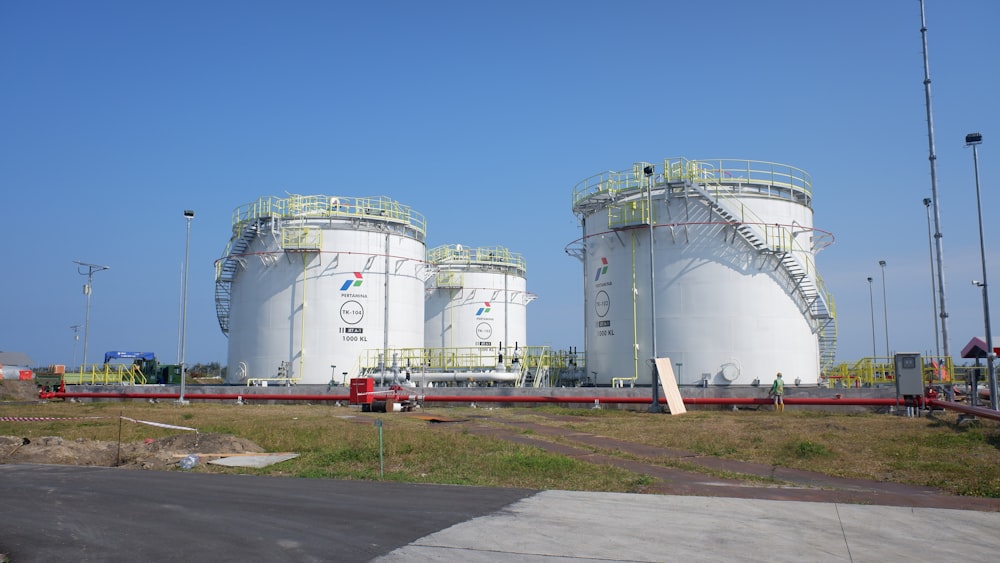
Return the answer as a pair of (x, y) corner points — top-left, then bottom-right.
(654, 358), (687, 415)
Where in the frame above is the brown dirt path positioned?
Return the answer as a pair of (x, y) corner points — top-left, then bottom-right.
(456, 413), (1000, 512)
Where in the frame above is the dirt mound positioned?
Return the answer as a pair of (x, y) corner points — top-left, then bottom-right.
(0, 380), (40, 402)
(0, 433), (264, 470)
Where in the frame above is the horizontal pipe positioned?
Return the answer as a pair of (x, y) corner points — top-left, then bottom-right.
(38, 390), (1000, 421)
(415, 396), (906, 406)
(40, 391), (351, 402)
(42, 390), (905, 407)
(928, 399), (1000, 422)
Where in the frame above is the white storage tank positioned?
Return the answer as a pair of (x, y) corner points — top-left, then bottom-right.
(424, 245), (533, 358)
(569, 158), (836, 387)
(216, 195), (428, 385)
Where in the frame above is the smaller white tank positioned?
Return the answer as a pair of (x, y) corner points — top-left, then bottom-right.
(424, 245), (533, 358)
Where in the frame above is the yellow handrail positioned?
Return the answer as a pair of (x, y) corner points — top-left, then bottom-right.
(427, 244), (527, 274)
(230, 194), (427, 239)
(62, 364), (147, 385)
(356, 346), (552, 374)
(823, 356), (955, 388)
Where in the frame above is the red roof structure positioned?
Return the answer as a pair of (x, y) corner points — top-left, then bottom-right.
(960, 337), (1000, 359)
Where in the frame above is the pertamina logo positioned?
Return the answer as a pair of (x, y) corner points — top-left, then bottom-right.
(340, 272), (363, 291)
(476, 302), (491, 316)
(595, 257), (609, 281)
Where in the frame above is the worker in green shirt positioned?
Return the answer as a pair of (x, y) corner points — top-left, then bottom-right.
(769, 372), (784, 412)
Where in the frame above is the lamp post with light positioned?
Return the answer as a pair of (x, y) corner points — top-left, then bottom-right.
(70, 325), (81, 370)
(644, 164), (663, 413)
(879, 260), (890, 357)
(178, 209), (194, 405)
(923, 198), (941, 357)
(867, 276), (877, 361)
(966, 132), (997, 410)
(74, 261), (110, 371)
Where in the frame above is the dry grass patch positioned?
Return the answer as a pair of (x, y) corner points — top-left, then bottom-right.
(3, 401), (999, 497)
(499, 407), (1000, 496)
(0, 402), (649, 492)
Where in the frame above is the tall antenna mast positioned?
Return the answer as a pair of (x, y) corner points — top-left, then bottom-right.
(920, 0), (951, 359)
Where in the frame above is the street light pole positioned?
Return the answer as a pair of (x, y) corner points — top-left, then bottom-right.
(919, 0), (952, 361)
(867, 277), (877, 360)
(74, 261), (110, 371)
(923, 198), (941, 357)
(966, 133), (997, 410)
(644, 164), (663, 413)
(70, 325), (81, 370)
(879, 260), (890, 357)
(178, 209), (195, 405)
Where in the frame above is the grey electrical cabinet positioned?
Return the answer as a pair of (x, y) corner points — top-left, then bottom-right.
(894, 353), (924, 396)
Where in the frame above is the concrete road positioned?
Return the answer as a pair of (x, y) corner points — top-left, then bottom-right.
(2, 464), (999, 562)
(378, 491), (1000, 562)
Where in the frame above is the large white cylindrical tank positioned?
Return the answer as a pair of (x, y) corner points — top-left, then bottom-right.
(216, 195), (428, 385)
(570, 158), (836, 387)
(424, 245), (532, 356)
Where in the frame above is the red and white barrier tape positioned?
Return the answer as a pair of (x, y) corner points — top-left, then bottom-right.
(1, 415), (197, 433)
(0, 416), (108, 422)
(120, 416), (197, 432)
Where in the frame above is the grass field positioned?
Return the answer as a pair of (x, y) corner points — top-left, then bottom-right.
(2, 398), (999, 497)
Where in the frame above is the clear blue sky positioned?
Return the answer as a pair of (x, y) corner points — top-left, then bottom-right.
(2, 1), (998, 370)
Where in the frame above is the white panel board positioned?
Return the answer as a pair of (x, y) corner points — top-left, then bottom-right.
(654, 357), (686, 415)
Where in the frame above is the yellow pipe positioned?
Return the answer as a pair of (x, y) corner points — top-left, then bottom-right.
(631, 231), (639, 380)
(299, 253), (307, 380)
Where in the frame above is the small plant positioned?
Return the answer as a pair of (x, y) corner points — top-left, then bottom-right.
(791, 440), (831, 459)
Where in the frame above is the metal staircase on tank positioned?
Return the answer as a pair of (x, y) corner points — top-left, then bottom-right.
(516, 350), (551, 388)
(520, 366), (534, 387)
(215, 218), (267, 335)
(684, 181), (838, 372)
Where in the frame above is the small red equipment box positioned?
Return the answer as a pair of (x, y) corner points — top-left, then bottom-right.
(349, 378), (374, 405)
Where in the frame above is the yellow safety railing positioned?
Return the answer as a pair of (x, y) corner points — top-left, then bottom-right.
(608, 199), (652, 228)
(344, 347), (582, 387)
(281, 227), (322, 251)
(62, 364), (147, 385)
(359, 347), (499, 372)
(520, 349), (553, 388)
(660, 158), (812, 201)
(823, 356), (954, 388)
(572, 157), (812, 212)
(427, 244), (527, 274)
(434, 271), (464, 288)
(356, 346), (552, 377)
(229, 194), (427, 239)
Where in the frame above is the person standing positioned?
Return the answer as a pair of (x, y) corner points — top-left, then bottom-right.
(769, 372), (785, 412)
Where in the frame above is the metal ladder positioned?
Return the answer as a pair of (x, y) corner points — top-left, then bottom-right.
(214, 218), (266, 335)
(687, 182), (837, 371)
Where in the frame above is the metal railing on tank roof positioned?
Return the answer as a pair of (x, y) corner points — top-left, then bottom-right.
(664, 158), (812, 206)
(229, 194), (427, 238)
(572, 158), (813, 210)
(427, 244), (527, 274)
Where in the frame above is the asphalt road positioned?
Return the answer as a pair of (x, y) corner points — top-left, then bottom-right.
(0, 464), (533, 562)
